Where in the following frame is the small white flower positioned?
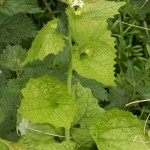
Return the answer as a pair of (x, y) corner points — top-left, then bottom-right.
(78, 0), (84, 8)
(69, 0), (85, 8)
(71, 0), (78, 6)
(0, 70), (2, 74)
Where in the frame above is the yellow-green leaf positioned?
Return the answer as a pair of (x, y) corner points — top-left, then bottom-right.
(18, 76), (76, 129)
(24, 19), (65, 64)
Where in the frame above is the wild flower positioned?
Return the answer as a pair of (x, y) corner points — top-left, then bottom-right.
(69, 0), (85, 8)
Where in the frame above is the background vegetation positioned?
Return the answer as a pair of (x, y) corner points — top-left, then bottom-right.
(0, 0), (150, 148)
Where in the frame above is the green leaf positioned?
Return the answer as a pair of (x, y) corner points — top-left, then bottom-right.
(24, 55), (55, 78)
(72, 82), (104, 127)
(0, 85), (20, 140)
(136, 85), (150, 99)
(0, 14), (37, 44)
(71, 82), (104, 147)
(47, 141), (76, 150)
(74, 74), (108, 101)
(78, 0), (125, 20)
(24, 19), (65, 64)
(130, 0), (150, 17)
(71, 127), (93, 147)
(18, 76), (76, 129)
(37, 141), (76, 150)
(0, 139), (8, 150)
(18, 125), (54, 150)
(90, 108), (150, 150)
(67, 1), (124, 85)
(0, 45), (27, 72)
(20, 139), (76, 150)
(105, 87), (126, 110)
(0, 132), (76, 150)
(17, 122), (75, 150)
(0, 0), (41, 15)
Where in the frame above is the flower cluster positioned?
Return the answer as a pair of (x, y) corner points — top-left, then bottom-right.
(69, 0), (85, 8)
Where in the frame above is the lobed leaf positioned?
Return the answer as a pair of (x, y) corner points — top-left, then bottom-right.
(18, 76), (76, 129)
(90, 108), (150, 150)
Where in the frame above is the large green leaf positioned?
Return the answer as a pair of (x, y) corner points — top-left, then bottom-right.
(90, 108), (150, 150)
(67, 1), (125, 85)
(18, 76), (76, 129)
(24, 19), (65, 64)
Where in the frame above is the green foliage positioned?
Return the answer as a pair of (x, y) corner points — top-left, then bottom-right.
(0, 138), (28, 150)
(0, 14), (37, 45)
(0, 0), (150, 149)
(66, 0), (125, 85)
(74, 74), (108, 102)
(0, 85), (20, 141)
(18, 76), (76, 129)
(72, 82), (105, 127)
(71, 82), (105, 147)
(0, 0), (4, 5)
(24, 19), (65, 64)
(90, 108), (150, 150)
(130, 0), (150, 17)
(0, 45), (27, 72)
(107, 0), (150, 117)
(0, 0), (42, 15)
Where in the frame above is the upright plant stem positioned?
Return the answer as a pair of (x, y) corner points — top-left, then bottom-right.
(67, 26), (73, 95)
(65, 26), (73, 141)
